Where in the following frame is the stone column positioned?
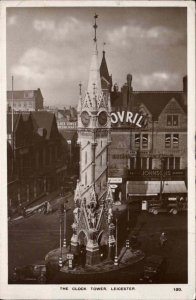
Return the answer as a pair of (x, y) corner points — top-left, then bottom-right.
(86, 229), (100, 265)
(108, 223), (115, 260)
(71, 223), (79, 254)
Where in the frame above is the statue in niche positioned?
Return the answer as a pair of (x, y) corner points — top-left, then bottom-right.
(87, 202), (97, 229)
(73, 206), (80, 224)
(108, 206), (113, 223)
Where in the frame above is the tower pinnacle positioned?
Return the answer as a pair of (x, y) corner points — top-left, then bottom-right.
(93, 13), (98, 43)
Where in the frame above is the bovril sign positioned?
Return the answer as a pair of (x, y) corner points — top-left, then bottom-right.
(111, 111), (145, 128)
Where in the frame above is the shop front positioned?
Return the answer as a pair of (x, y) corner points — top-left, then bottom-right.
(126, 180), (187, 208)
(108, 177), (123, 204)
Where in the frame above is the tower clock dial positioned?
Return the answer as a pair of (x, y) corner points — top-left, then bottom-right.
(98, 111), (108, 126)
(81, 111), (90, 126)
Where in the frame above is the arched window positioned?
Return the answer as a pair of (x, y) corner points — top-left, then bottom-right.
(85, 151), (87, 164)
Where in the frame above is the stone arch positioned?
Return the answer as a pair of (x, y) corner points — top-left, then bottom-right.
(97, 230), (108, 260)
(78, 229), (88, 246)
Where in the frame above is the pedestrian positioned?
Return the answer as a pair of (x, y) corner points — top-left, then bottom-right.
(46, 201), (52, 214)
(159, 232), (167, 248)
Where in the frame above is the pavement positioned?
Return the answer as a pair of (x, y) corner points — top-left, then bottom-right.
(8, 197), (187, 284)
(45, 245), (144, 275)
(9, 189), (74, 223)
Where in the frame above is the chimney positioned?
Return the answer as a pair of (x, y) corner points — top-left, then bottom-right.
(183, 75), (187, 95)
(182, 75), (187, 107)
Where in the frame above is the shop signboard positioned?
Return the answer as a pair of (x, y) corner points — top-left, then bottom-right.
(129, 169), (185, 181)
(108, 177), (122, 183)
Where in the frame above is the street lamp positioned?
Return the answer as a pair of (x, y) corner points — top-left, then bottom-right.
(126, 203), (130, 231)
(160, 157), (164, 203)
(114, 208), (119, 266)
(63, 203), (67, 248)
(58, 203), (64, 267)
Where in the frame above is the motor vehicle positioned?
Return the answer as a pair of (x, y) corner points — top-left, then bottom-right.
(139, 255), (167, 283)
(12, 261), (47, 283)
(148, 200), (187, 215)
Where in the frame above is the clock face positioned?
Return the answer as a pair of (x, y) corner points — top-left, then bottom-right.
(81, 111), (90, 126)
(98, 111), (108, 126)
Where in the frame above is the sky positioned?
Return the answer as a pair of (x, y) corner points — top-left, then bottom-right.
(7, 7), (187, 108)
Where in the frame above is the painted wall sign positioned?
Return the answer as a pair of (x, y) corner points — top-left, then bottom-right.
(129, 169), (185, 180)
(111, 111), (144, 127)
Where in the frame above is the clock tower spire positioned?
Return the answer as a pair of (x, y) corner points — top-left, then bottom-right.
(71, 15), (114, 266)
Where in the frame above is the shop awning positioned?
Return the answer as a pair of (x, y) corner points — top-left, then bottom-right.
(162, 181), (187, 193)
(126, 181), (187, 196)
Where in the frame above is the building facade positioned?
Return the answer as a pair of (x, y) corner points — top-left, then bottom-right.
(7, 89), (44, 112)
(99, 52), (187, 201)
(7, 111), (68, 213)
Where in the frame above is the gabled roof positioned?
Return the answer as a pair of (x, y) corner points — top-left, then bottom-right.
(111, 90), (186, 120)
(31, 111), (57, 139)
(59, 129), (77, 141)
(133, 91), (186, 120)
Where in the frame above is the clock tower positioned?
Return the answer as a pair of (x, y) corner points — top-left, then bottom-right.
(71, 15), (115, 265)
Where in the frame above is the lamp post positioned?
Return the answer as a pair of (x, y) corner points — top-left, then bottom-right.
(63, 203), (67, 248)
(126, 203), (130, 231)
(160, 157), (164, 203)
(114, 208), (119, 266)
(58, 203), (64, 267)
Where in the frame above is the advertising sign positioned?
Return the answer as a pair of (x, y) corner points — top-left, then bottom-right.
(108, 178), (122, 183)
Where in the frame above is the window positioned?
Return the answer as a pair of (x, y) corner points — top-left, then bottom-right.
(136, 156), (141, 169)
(149, 157), (152, 170)
(135, 134), (140, 148)
(165, 134), (171, 148)
(130, 157), (135, 169)
(141, 157), (147, 169)
(167, 115), (178, 126)
(169, 157), (174, 169)
(142, 134), (148, 149)
(175, 157), (180, 169)
(167, 115), (172, 126)
(173, 115), (178, 126)
(173, 134), (179, 147)
(24, 91), (33, 98)
(162, 157), (168, 170)
(85, 151), (87, 164)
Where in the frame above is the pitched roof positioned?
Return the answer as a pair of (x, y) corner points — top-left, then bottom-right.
(7, 89), (43, 101)
(59, 129), (77, 141)
(100, 51), (111, 83)
(31, 111), (56, 139)
(111, 90), (186, 120)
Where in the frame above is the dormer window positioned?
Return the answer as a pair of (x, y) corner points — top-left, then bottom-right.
(167, 114), (178, 126)
(24, 91), (33, 98)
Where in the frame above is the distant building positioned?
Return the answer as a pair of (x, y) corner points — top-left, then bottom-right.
(7, 89), (44, 112)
